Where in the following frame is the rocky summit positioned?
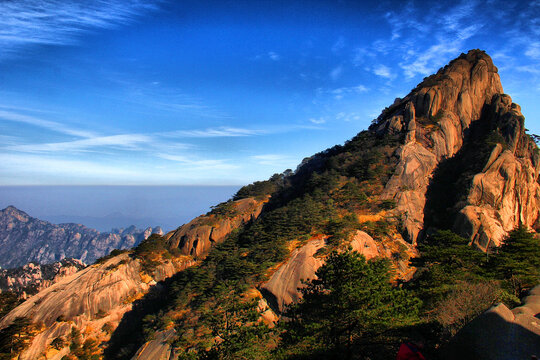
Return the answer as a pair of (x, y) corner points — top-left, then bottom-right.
(1, 50), (539, 360)
(0, 206), (163, 268)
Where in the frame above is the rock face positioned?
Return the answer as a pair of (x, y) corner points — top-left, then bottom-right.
(0, 206), (163, 268)
(166, 197), (265, 256)
(454, 94), (540, 249)
(372, 50), (539, 245)
(0, 258), (86, 295)
(262, 231), (384, 313)
(0, 253), (191, 360)
(442, 285), (540, 360)
(0, 197), (265, 360)
(131, 328), (177, 360)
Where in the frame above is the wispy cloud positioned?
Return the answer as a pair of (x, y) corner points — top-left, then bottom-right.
(329, 65), (343, 81)
(373, 64), (394, 79)
(268, 51), (281, 61)
(0, 153), (141, 183)
(250, 154), (294, 167)
(252, 51), (282, 62)
(525, 42), (540, 59)
(157, 154), (238, 170)
(309, 117), (326, 124)
(0, 109), (96, 138)
(0, 0), (160, 58)
(162, 127), (265, 138)
(331, 36), (346, 53)
(336, 112), (362, 122)
(317, 85), (368, 100)
(353, 0), (492, 80)
(6, 134), (153, 153)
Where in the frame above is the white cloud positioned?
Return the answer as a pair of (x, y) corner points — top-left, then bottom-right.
(251, 154), (294, 167)
(268, 51), (281, 61)
(329, 65), (343, 81)
(373, 64), (394, 79)
(157, 154), (238, 170)
(0, 0), (160, 59)
(163, 127), (265, 138)
(0, 109), (95, 138)
(6, 134), (153, 153)
(525, 42), (540, 59)
(309, 117), (326, 124)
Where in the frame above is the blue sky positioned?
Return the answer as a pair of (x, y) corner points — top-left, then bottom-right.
(1, 0), (539, 185)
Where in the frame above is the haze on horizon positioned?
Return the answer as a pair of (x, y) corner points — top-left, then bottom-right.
(1, 0), (540, 186)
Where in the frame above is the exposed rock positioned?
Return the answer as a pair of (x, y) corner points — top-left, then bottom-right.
(132, 328), (177, 360)
(262, 231), (384, 313)
(0, 206), (162, 268)
(442, 285), (540, 360)
(374, 50), (539, 245)
(166, 197), (265, 257)
(454, 94), (540, 249)
(0, 253), (192, 360)
(261, 237), (326, 313)
(1, 197), (265, 359)
(0, 258), (86, 295)
(349, 230), (382, 259)
(376, 50), (503, 243)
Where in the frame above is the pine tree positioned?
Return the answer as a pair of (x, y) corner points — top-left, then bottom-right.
(282, 250), (421, 359)
(491, 225), (540, 295)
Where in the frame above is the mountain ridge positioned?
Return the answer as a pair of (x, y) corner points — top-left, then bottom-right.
(0, 205), (163, 268)
(1, 49), (539, 360)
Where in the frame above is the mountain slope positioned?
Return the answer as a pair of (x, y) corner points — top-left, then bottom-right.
(1, 50), (539, 360)
(0, 197), (266, 360)
(0, 206), (163, 268)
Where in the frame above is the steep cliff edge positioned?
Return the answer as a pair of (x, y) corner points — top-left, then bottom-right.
(259, 50), (540, 316)
(125, 50), (540, 360)
(373, 50), (505, 243)
(165, 197), (265, 257)
(0, 197), (265, 360)
(3, 50), (539, 360)
(454, 93), (540, 249)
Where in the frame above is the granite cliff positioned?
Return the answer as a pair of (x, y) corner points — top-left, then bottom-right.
(0, 206), (163, 268)
(1, 50), (539, 360)
(0, 197), (265, 360)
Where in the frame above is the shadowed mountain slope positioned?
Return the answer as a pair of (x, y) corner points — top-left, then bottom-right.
(2, 50), (539, 360)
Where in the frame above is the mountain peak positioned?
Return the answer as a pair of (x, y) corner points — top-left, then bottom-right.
(372, 49), (503, 138)
(1, 205), (30, 222)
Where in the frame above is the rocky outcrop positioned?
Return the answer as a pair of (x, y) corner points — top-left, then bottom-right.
(0, 206), (163, 268)
(131, 328), (177, 360)
(0, 197), (265, 359)
(166, 197), (265, 257)
(373, 50), (539, 245)
(442, 285), (540, 360)
(454, 94), (540, 249)
(262, 231), (385, 313)
(0, 253), (192, 360)
(0, 258), (86, 295)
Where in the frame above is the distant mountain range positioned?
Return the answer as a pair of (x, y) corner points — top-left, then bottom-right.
(0, 205), (163, 268)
